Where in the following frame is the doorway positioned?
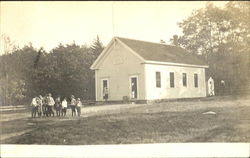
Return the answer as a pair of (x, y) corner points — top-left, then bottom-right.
(130, 76), (138, 99)
(102, 79), (109, 100)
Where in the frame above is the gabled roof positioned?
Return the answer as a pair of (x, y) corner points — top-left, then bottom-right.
(116, 37), (207, 66)
(90, 37), (208, 70)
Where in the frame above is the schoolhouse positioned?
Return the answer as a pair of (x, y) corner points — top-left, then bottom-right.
(90, 37), (209, 102)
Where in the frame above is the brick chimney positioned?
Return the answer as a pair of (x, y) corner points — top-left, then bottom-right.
(173, 35), (178, 46)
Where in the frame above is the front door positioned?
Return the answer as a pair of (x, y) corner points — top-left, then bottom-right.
(130, 77), (138, 99)
(102, 79), (108, 100)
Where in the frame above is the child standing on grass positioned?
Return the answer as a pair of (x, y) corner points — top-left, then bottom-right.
(39, 95), (46, 117)
(103, 87), (108, 102)
(54, 96), (61, 116)
(44, 94), (49, 117)
(47, 93), (55, 117)
(70, 95), (76, 117)
(37, 96), (43, 117)
(76, 98), (82, 117)
(61, 97), (67, 116)
(31, 97), (38, 118)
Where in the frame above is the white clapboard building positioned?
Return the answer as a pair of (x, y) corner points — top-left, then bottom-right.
(90, 37), (209, 102)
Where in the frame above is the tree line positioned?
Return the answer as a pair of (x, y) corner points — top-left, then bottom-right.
(171, 1), (250, 95)
(0, 36), (104, 105)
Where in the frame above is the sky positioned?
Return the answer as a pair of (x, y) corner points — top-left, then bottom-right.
(0, 1), (227, 54)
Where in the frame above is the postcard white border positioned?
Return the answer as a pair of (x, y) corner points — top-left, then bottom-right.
(1, 143), (249, 158)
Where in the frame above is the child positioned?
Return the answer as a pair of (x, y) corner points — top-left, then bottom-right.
(39, 95), (46, 117)
(103, 87), (108, 101)
(31, 97), (38, 118)
(36, 96), (43, 117)
(76, 98), (82, 117)
(47, 93), (55, 117)
(61, 97), (67, 116)
(44, 94), (50, 117)
(70, 95), (76, 117)
(43, 94), (48, 117)
(54, 96), (61, 116)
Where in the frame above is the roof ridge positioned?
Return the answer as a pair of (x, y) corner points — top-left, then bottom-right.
(115, 36), (179, 48)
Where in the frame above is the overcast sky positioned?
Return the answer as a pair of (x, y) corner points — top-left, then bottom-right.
(1, 1), (227, 54)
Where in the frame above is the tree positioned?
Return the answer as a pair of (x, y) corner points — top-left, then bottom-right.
(90, 35), (104, 59)
(0, 35), (19, 105)
(34, 47), (46, 68)
(175, 2), (250, 95)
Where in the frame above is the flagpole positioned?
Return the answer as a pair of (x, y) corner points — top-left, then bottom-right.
(112, 2), (115, 38)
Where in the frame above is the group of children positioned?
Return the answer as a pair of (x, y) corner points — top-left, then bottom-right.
(30, 93), (83, 118)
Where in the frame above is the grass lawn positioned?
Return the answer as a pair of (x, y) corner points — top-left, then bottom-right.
(1, 95), (250, 144)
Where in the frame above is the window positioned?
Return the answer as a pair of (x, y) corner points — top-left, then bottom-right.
(182, 73), (187, 87)
(170, 72), (175, 88)
(156, 72), (161, 88)
(194, 73), (198, 88)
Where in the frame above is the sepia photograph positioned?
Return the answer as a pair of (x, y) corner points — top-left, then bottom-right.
(0, 1), (249, 157)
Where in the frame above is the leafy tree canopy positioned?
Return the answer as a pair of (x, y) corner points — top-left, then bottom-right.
(0, 35), (104, 105)
(175, 1), (250, 94)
